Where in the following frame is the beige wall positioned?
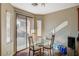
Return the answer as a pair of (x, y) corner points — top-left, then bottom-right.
(43, 6), (78, 48)
(1, 3), (15, 56)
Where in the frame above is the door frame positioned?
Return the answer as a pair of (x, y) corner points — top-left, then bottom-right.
(14, 13), (33, 55)
(14, 13), (28, 52)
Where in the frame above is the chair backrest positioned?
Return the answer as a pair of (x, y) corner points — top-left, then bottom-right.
(46, 35), (55, 46)
(28, 33), (37, 47)
(28, 36), (34, 47)
(32, 33), (37, 44)
(51, 35), (55, 44)
(51, 35), (55, 47)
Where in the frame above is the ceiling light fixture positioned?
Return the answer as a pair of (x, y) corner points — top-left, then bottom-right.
(32, 3), (46, 7)
(32, 3), (38, 6)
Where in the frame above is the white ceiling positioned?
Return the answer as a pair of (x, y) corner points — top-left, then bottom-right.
(11, 3), (79, 15)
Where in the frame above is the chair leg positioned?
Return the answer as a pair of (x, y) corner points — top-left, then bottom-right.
(43, 47), (44, 56)
(33, 51), (34, 56)
(40, 48), (41, 56)
(29, 49), (30, 56)
(48, 49), (51, 56)
(50, 49), (51, 56)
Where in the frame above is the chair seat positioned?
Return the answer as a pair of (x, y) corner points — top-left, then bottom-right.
(30, 45), (41, 51)
(44, 45), (51, 49)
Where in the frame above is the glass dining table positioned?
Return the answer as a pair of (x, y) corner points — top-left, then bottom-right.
(35, 38), (54, 56)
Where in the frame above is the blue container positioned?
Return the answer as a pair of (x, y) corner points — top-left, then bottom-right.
(58, 45), (67, 55)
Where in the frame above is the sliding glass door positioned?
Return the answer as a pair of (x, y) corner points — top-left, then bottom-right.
(16, 14), (34, 51)
(16, 15), (27, 51)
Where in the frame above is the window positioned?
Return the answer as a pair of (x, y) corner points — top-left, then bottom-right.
(6, 11), (11, 44)
(27, 17), (34, 47)
(27, 17), (34, 36)
(30, 18), (34, 34)
(37, 19), (42, 36)
(27, 18), (31, 35)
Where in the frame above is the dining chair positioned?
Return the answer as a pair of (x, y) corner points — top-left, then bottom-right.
(28, 35), (41, 56)
(43, 35), (55, 56)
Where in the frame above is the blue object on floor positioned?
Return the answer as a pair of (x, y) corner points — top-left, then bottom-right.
(58, 45), (67, 55)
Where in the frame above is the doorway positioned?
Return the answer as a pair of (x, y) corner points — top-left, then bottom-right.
(16, 15), (27, 51)
(16, 14), (34, 52)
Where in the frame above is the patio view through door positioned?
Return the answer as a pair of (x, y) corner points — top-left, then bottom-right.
(16, 14), (34, 51)
(16, 15), (27, 51)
